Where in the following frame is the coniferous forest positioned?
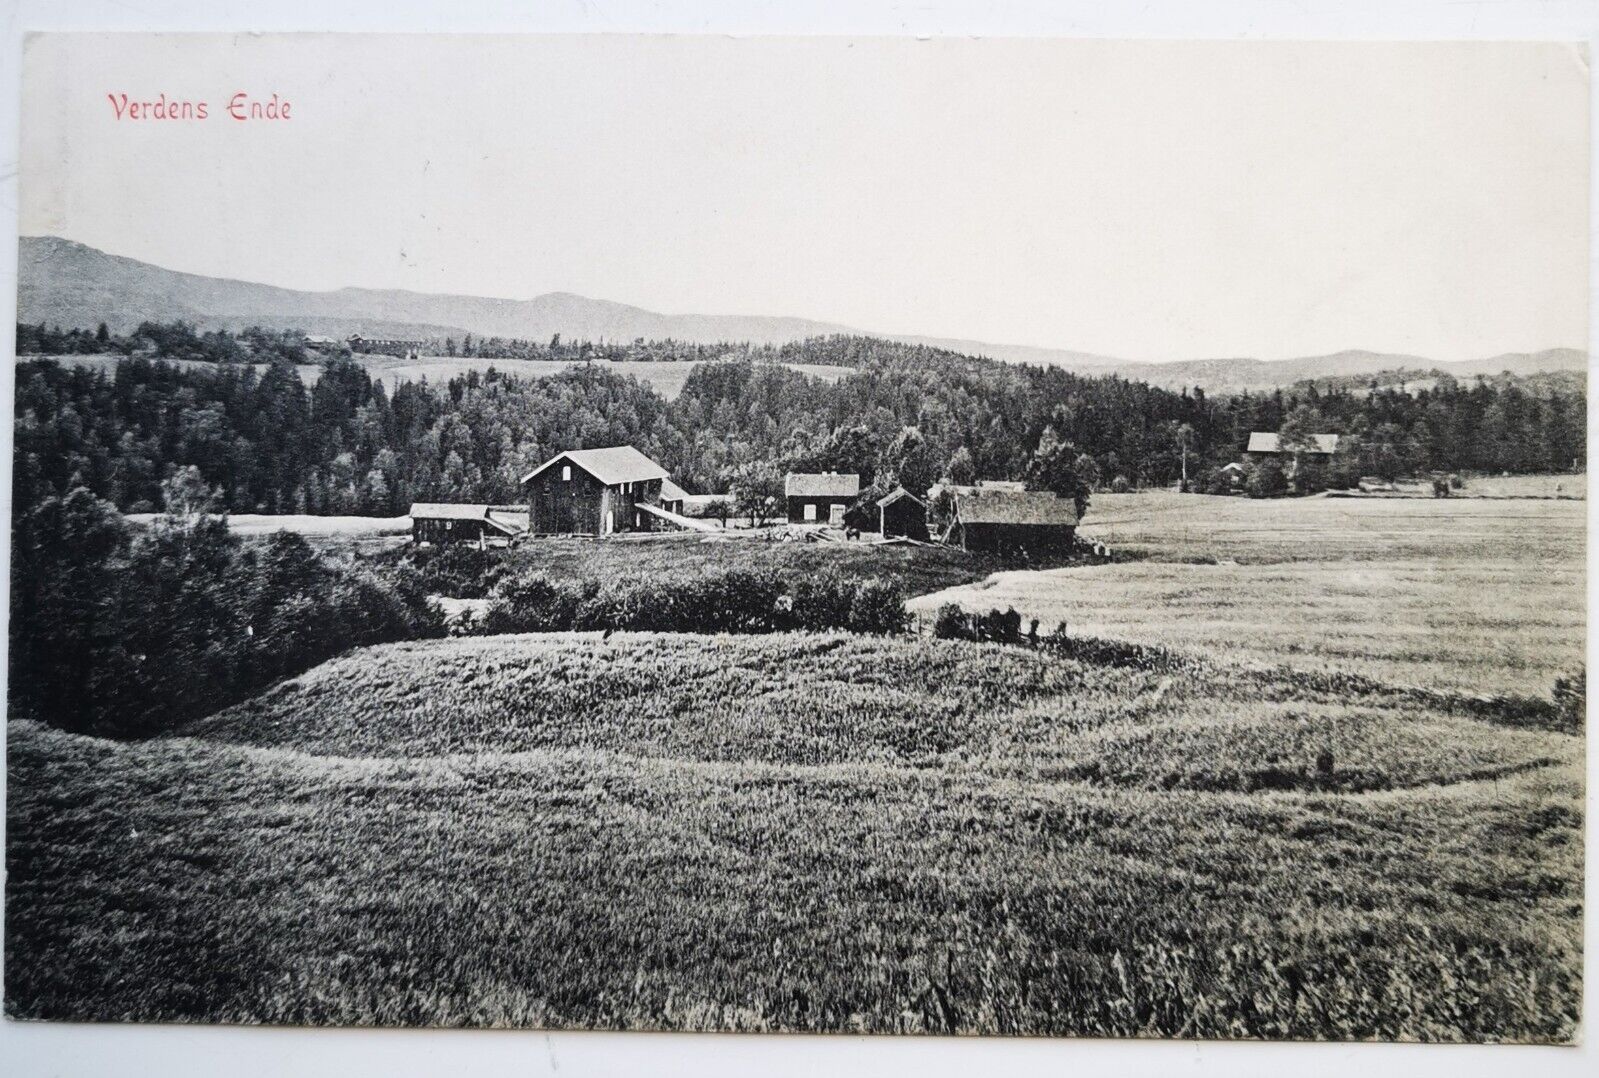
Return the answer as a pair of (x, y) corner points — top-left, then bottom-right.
(13, 329), (1587, 520)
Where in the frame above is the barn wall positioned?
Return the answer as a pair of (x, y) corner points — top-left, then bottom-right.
(959, 522), (1075, 555)
(412, 518), (486, 545)
(881, 498), (929, 540)
(528, 463), (608, 534)
(528, 465), (665, 535)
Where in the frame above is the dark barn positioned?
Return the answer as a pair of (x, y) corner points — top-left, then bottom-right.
(785, 471), (861, 526)
(409, 503), (524, 547)
(948, 491), (1078, 556)
(521, 446), (670, 536)
(876, 487), (929, 540)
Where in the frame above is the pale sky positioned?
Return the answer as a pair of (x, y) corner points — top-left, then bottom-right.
(20, 34), (1590, 361)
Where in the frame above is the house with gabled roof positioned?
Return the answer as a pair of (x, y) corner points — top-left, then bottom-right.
(520, 445), (671, 535)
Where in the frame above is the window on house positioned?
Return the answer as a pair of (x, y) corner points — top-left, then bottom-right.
(804, 503), (817, 522)
(562, 465), (571, 481)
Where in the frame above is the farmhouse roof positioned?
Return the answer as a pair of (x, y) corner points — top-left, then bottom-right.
(786, 472), (861, 498)
(956, 491), (1080, 527)
(660, 478), (691, 502)
(520, 445), (670, 486)
(1247, 432), (1339, 455)
(876, 486), (925, 509)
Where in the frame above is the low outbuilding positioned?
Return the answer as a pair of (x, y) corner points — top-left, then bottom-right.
(409, 503), (525, 547)
(946, 490), (1079, 556)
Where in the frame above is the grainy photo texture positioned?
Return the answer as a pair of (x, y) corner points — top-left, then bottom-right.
(4, 35), (1588, 1041)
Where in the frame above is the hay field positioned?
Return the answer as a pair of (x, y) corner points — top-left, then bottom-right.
(913, 491), (1584, 696)
(125, 512), (412, 537)
(6, 632), (1582, 1038)
(343, 355), (851, 398)
(24, 353), (853, 399)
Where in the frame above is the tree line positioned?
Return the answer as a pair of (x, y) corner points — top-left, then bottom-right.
(14, 333), (1585, 523)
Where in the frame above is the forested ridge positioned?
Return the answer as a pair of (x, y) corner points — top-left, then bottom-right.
(14, 333), (1586, 518)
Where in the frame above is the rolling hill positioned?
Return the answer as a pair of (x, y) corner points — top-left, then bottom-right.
(17, 235), (1586, 388)
(6, 629), (1582, 1035)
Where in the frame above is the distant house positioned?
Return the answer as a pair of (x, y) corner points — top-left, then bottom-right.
(876, 487), (929, 540)
(520, 445), (670, 535)
(1246, 432), (1340, 457)
(946, 491), (1078, 556)
(302, 334), (340, 352)
(786, 471), (860, 526)
(409, 503), (526, 547)
(347, 334), (424, 359)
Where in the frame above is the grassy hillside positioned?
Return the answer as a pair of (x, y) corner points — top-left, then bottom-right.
(7, 632), (1582, 1038)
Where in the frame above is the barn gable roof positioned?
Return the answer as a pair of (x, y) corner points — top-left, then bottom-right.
(410, 502), (491, 521)
(520, 445), (669, 486)
(955, 491), (1080, 527)
(876, 486), (926, 509)
(786, 472), (861, 498)
(1247, 432), (1339, 455)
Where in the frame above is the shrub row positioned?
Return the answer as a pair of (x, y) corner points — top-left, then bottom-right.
(480, 566), (908, 637)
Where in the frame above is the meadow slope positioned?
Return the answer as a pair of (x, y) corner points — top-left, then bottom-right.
(7, 632), (1582, 1039)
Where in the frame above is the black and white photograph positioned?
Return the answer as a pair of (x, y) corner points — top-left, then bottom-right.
(1, 21), (1590, 1061)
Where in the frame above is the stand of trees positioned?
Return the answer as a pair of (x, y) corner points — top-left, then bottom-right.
(9, 472), (440, 737)
(14, 334), (1585, 524)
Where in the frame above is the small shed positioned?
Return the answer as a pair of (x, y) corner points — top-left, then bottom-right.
(947, 491), (1079, 556)
(785, 471), (861, 526)
(409, 503), (523, 547)
(876, 487), (929, 540)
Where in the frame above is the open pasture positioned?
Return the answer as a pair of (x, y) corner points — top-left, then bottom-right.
(6, 632), (1582, 1038)
(916, 491), (1585, 697)
(21, 353), (853, 399)
(342, 354), (852, 398)
(1080, 490), (1584, 564)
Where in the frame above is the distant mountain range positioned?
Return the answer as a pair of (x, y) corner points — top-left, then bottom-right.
(17, 235), (1587, 391)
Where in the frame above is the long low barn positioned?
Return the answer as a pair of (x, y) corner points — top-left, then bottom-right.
(947, 491), (1078, 556)
(409, 503), (527, 546)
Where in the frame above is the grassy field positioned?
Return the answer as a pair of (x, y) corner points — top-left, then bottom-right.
(6, 632), (1582, 1038)
(907, 491), (1585, 697)
(126, 512), (412, 537)
(24, 353), (853, 399)
(342, 355), (851, 398)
